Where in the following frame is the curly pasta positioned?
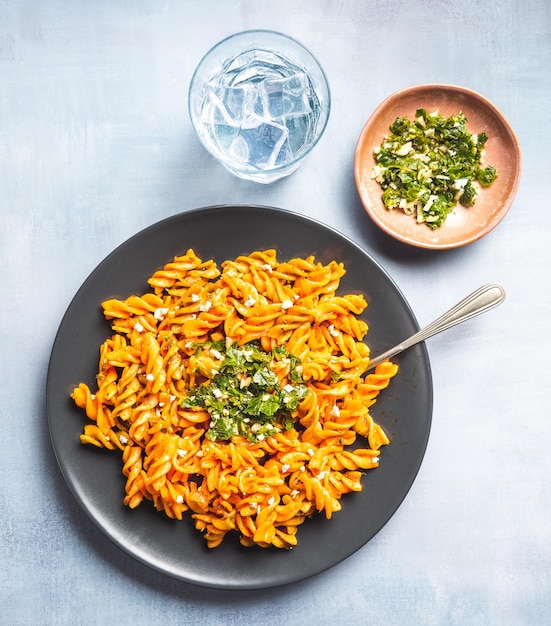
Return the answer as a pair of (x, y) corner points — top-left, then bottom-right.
(71, 249), (398, 549)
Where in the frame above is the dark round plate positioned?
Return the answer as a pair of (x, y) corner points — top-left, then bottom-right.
(47, 205), (432, 589)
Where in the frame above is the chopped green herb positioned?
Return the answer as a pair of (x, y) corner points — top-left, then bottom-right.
(477, 165), (498, 187)
(372, 108), (498, 229)
(181, 341), (308, 442)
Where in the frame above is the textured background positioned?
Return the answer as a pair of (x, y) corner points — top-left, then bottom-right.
(1, 1), (550, 624)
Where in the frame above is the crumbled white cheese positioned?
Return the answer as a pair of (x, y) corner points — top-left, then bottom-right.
(239, 375), (251, 389)
(281, 299), (293, 310)
(371, 164), (382, 180)
(210, 348), (223, 360)
(134, 322), (144, 333)
(119, 435), (128, 445)
(154, 307), (169, 320)
(244, 296), (256, 307)
(191, 293), (200, 302)
(281, 464), (290, 473)
(395, 141), (412, 156)
(423, 195), (438, 213)
(412, 152), (431, 162)
(146, 373), (154, 382)
(330, 404), (341, 417)
(453, 177), (469, 191)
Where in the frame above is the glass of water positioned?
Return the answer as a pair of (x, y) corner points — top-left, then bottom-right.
(188, 30), (331, 184)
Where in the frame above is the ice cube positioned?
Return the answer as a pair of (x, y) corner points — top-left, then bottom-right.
(202, 84), (238, 127)
(283, 114), (313, 155)
(273, 135), (293, 166)
(203, 83), (254, 125)
(261, 72), (312, 119)
(228, 113), (290, 169)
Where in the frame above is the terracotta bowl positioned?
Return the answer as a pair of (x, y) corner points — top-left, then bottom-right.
(354, 84), (522, 249)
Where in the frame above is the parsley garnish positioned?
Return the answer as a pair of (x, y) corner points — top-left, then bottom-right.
(181, 341), (308, 442)
(372, 108), (498, 229)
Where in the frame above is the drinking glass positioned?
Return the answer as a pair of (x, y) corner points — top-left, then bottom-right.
(188, 30), (331, 184)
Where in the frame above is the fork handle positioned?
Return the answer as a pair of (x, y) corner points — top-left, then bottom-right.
(366, 283), (506, 371)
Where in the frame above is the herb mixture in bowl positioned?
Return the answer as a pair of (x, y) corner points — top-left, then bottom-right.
(372, 108), (498, 229)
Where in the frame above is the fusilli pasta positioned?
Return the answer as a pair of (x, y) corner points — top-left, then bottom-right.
(71, 249), (398, 549)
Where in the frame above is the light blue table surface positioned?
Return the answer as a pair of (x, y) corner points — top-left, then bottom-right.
(2, 1), (550, 624)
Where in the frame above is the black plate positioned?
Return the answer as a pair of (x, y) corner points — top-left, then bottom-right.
(47, 205), (432, 589)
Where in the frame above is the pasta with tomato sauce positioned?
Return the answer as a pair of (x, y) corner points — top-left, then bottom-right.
(71, 249), (398, 549)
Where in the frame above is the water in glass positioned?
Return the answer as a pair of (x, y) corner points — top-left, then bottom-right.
(197, 48), (322, 181)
